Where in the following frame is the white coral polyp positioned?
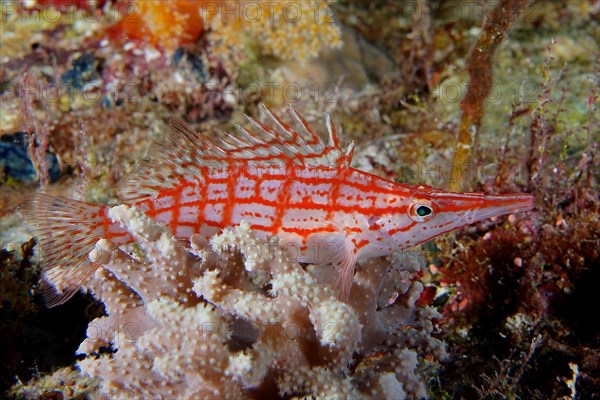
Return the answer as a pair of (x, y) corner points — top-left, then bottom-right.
(310, 299), (361, 348)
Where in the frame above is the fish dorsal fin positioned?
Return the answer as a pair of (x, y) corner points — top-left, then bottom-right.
(227, 105), (351, 168)
(119, 105), (353, 203)
(120, 116), (222, 202)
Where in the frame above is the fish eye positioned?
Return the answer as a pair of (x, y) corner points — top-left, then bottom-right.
(416, 205), (432, 217)
(409, 200), (435, 222)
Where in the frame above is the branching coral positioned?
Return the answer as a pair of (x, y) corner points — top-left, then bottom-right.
(73, 204), (444, 399)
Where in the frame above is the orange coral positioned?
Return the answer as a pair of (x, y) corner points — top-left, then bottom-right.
(111, 0), (215, 51)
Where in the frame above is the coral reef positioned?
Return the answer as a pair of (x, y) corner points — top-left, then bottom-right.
(73, 205), (444, 398)
(9, 366), (98, 400)
(426, 32), (600, 400)
(2, 1), (598, 399)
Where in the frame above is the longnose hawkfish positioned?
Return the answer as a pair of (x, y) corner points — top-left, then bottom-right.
(23, 106), (534, 305)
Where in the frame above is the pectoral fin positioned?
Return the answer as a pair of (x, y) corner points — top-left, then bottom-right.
(334, 248), (358, 301)
(301, 232), (358, 301)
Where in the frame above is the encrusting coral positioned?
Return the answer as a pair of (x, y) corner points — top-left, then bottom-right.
(73, 203), (444, 399)
(209, 0), (342, 65)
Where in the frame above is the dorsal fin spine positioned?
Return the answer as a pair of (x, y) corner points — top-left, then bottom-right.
(324, 113), (340, 149)
(288, 106), (320, 145)
(225, 131), (249, 147)
(344, 142), (355, 167)
(263, 105), (298, 140)
(244, 113), (282, 141)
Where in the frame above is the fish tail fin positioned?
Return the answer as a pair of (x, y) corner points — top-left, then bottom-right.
(21, 193), (108, 307)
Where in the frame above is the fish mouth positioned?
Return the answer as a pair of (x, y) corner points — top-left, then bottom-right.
(431, 191), (535, 223)
(470, 193), (535, 221)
